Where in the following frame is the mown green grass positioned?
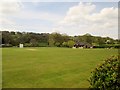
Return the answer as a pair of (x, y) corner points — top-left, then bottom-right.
(2, 47), (118, 88)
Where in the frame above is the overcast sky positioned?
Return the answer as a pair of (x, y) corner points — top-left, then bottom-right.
(0, 0), (118, 39)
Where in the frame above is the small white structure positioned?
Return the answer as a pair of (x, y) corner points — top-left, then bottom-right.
(19, 44), (23, 48)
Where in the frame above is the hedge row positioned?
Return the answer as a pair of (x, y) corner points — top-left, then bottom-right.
(93, 44), (120, 48)
(1, 44), (120, 48)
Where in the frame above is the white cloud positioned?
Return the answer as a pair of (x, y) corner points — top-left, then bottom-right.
(60, 2), (96, 24)
(0, 1), (63, 25)
(0, 0), (23, 28)
(55, 2), (118, 39)
(0, 0), (22, 15)
(0, 18), (15, 25)
(14, 10), (64, 23)
(0, 24), (53, 34)
(0, 1), (63, 34)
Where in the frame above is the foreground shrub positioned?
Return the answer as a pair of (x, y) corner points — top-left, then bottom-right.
(89, 56), (120, 90)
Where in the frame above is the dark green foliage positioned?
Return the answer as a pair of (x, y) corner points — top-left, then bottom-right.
(93, 44), (120, 49)
(89, 56), (120, 90)
(55, 42), (61, 47)
(38, 43), (48, 47)
(1, 31), (119, 48)
(2, 44), (13, 47)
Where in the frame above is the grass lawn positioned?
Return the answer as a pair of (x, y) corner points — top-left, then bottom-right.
(2, 47), (118, 88)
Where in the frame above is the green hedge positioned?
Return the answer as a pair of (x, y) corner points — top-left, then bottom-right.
(93, 44), (120, 48)
(2, 44), (13, 47)
(24, 43), (48, 47)
(89, 56), (120, 90)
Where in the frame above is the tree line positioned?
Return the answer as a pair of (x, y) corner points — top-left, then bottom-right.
(1, 31), (119, 48)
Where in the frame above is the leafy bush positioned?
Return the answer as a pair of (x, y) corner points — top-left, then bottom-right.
(55, 42), (61, 47)
(67, 40), (75, 48)
(62, 42), (68, 47)
(89, 56), (120, 90)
